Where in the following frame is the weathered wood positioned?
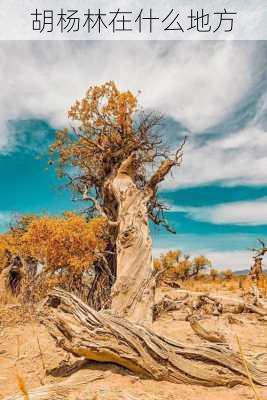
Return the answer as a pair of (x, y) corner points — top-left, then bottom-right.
(153, 291), (267, 318)
(188, 315), (227, 343)
(40, 289), (267, 387)
(153, 294), (188, 320)
(110, 154), (156, 326)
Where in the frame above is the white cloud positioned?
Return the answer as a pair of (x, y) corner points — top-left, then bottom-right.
(163, 125), (267, 188)
(204, 250), (251, 271)
(170, 197), (267, 225)
(0, 41), (262, 152)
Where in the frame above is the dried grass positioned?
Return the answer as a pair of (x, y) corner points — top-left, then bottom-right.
(32, 326), (46, 385)
(14, 334), (30, 400)
(15, 369), (29, 400)
(178, 274), (267, 296)
(0, 271), (91, 327)
(236, 335), (262, 400)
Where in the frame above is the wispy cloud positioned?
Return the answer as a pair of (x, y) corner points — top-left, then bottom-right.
(168, 197), (267, 225)
(203, 250), (251, 271)
(0, 41), (263, 152)
(163, 122), (267, 189)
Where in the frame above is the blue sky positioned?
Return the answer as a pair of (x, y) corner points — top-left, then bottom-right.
(0, 41), (266, 270)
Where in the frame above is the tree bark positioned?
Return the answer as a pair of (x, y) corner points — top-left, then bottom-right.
(40, 289), (267, 388)
(109, 154), (155, 326)
(188, 315), (228, 344)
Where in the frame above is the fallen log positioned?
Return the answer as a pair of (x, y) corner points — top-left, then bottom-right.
(153, 290), (267, 318)
(245, 303), (267, 316)
(153, 294), (188, 320)
(39, 289), (267, 387)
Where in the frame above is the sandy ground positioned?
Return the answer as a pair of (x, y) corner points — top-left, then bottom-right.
(0, 287), (267, 399)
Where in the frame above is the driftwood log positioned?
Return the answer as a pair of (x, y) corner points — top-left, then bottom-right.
(39, 289), (267, 387)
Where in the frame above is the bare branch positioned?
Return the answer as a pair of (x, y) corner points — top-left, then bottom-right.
(71, 126), (105, 152)
(250, 238), (267, 259)
(82, 186), (119, 227)
(146, 136), (187, 194)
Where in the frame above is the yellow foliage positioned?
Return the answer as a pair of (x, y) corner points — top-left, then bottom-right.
(68, 81), (137, 134)
(155, 250), (212, 283)
(155, 249), (192, 281)
(153, 258), (162, 271)
(0, 213), (108, 275)
(49, 81), (144, 197)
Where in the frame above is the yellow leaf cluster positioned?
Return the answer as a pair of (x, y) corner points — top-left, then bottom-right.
(68, 81), (137, 135)
(0, 213), (108, 275)
(154, 250), (212, 281)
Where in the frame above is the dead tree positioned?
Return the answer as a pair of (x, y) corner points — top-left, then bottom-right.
(153, 291), (267, 319)
(101, 146), (184, 325)
(249, 239), (267, 283)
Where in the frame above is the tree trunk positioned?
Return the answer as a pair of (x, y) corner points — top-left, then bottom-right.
(109, 156), (155, 326)
(40, 289), (267, 387)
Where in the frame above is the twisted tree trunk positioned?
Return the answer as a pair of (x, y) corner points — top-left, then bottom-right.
(109, 155), (155, 326)
(40, 289), (267, 387)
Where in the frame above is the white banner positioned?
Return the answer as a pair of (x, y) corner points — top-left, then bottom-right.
(0, 0), (266, 40)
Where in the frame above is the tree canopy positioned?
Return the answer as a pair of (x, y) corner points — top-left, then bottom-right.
(49, 81), (184, 231)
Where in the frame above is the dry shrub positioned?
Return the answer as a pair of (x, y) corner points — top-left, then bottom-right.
(155, 250), (211, 285)
(0, 212), (110, 326)
(0, 269), (95, 327)
(258, 274), (267, 296)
